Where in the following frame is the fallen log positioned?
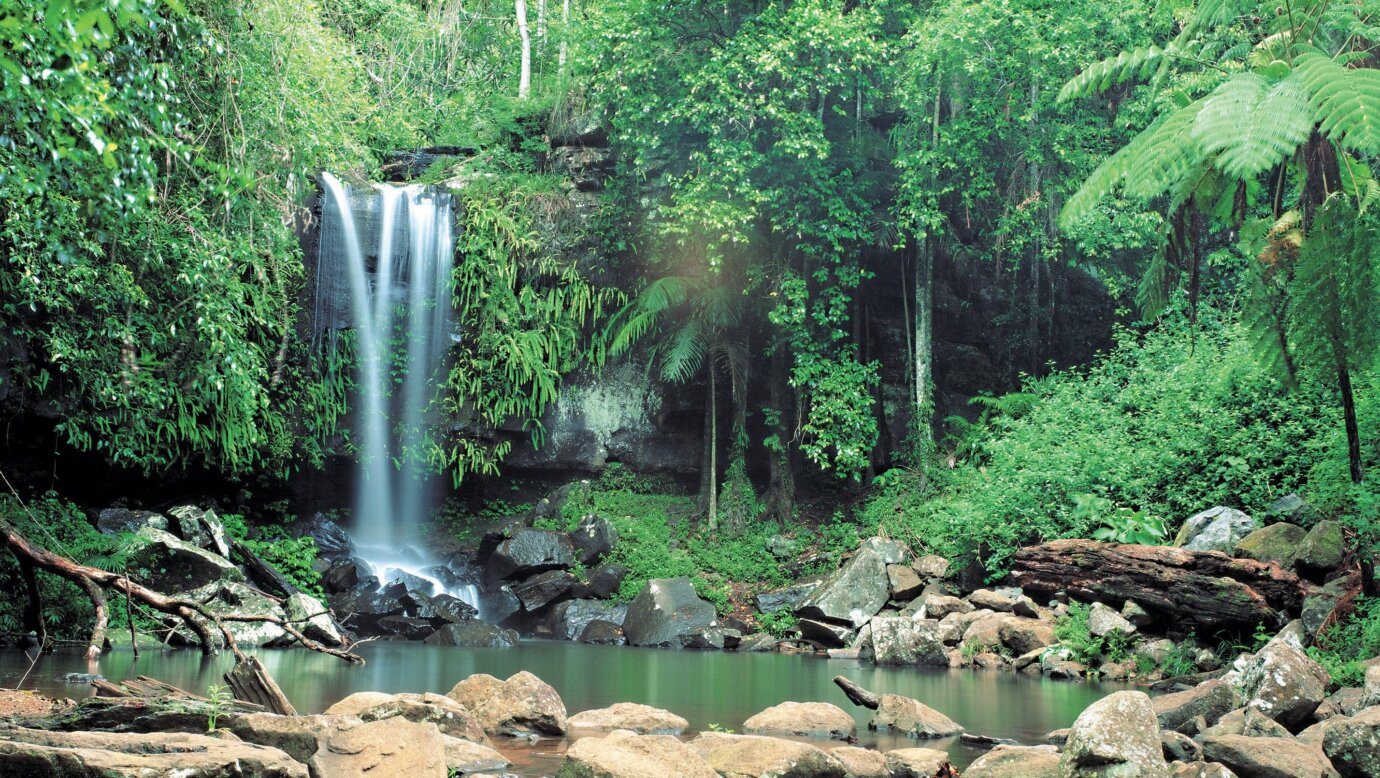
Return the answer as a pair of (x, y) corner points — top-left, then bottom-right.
(1011, 539), (1313, 631)
(224, 657), (296, 715)
(833, 675), (881, 710)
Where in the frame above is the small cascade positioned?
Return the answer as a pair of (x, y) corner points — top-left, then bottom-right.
(316, 173), (477, 613)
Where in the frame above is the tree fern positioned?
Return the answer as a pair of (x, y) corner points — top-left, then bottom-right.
(1289, 198), (1380, 375)
(1296, 53), (1380, 155)
(1192, 72), (1313, 178)
(1058, 44), (1181, 103)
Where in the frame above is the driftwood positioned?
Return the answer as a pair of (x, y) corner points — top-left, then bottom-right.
(833, 676), (881, 710)
(224, 657), (296, 715)
(231, 540), (297, 599)
(1011, 539), (1312, 630)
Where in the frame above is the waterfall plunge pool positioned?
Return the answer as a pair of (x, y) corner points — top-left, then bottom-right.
(0, 640), (1126, 773)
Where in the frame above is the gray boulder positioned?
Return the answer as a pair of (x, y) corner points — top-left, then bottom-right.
(510, 569), (577, 612)
(869, 694), (963, 738)
(1088, 601), (1137, 638)
(285, 592), (343, 647)
(423, 621), (519, 648)
(167, 505), (230, 557)
(1237, 640), (1330, 729)
(863, 616), (949, 666)
(127, 526), (242, 591)
(1060, 691), (1168, 777)
(568, 515), (618, 565)
(755, 576), (824, 614)
(578, 619), (626, 645)
(743, 701), (856, 740)
(587, 563), (631, 599)
(1151, 679), (1238, 735)
(622, 577), (722, 649)
(1175, 507), (1257, 553)
(1323, 707), (1380, 778)
(547, 598), (627, 641)
(0, 726), (306, 778)
(483, 527), (575, 586)
(1202, 734), (1338, 778)
(96, 508), (167, 535)
(795, 547), (890, 628)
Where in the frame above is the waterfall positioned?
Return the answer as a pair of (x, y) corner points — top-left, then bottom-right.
(316, 173), (479, 612)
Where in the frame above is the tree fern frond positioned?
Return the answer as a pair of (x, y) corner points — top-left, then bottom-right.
(1242, 258), (1295, 382)
(1135, 243), (1176, 319)
(661, 318), (706, 384)
(1296, 53), (1380, 155)
(1191, 72), (1312, 178)
(1183, 0), (1256, 36)
(1338, 151), (1380, 211)
(1059, 44), (1179, 103)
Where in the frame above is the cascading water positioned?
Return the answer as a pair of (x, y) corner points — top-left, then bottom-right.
(316, 173), (480, 611)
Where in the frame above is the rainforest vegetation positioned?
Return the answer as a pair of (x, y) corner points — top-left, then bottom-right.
(0, 0), (1378, 653)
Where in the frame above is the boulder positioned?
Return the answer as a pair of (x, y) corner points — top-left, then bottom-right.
(887, 565), (925, 602)
(1237, 640), (1330, 729)
(478, 588), (522, 624)
(222, 712), (357, 763)
(569, 703), (689, 735)
(127, 526), (243, 591)
(794, 548), (890, 629)
(351, 693), (490, 745)
(1169, 763), (1241, 778)
(579, 619), (627, 645)
(0, 726), (307, 778)
(1233, 523), (1308, 568)
(569, 515), (618, 565)
(1201, 707), (1292, 739)
(1323, 707), (1380, 778)
(284, 592), (343, 647)
(869, 694), (963, 738)
(1135, 639), (1176, 666)
(548, 599), (628, 641)
(1162, 730), (1202, 762)
(557, 729), (717, 778)
(446, 671), (567, 736)
(755, 579), (826, 614)
(997, 617), (1057, 655)
(1122, 600), (1155, 628)
(426, 592), (479, 624)
(798, 618), (855, 648)
(170, 581), (286, 647)
(1060, 691), (1168, 777)
(322, 557), (364, 593)
(290, 512), (354, 558)
(510, 569), (577, 612)
(96, 507), (168, 535)
(1316, 688), (1367, 720)
(969, 589), (1021, 613)
(330, 583), (406, 635)
(1296, 521), (1347, 576)
(859, 537), (910, 565)
(963, 745), (1061, 778)
(1087, 601), (1137, 638)
(1303, 575), (1356, 641)
(827, 746), (889, 777)
(1364, 665), (1380, 708)
(423, 621), (519, 648)
(1266, 493), (1317, 525)
(916, 594), (971, 620)
(167, 505), (231, 557)
(743, 701), (856, 740)
(622, 577), (722, 649)
(912, 555), (950, 579)
(1174, 507), (1257, 553)
(686, 732), (846, 778)
(378, 615), (438, 640)
(588, 563), (632, 599)
(884, 747), (952, 778)
(863, 617), (949, 666)
(441, 736), (508, 774)
(961, 611), (1009, 651)
(483, 528), (575, 586)
(307, 716), (448, 777)
(1151, 679), (1238, 735)
(1201, 734), (1337, 778)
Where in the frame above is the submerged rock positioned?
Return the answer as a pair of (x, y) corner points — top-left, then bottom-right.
(423, 621), (518, 648)
(743, 701), (856, 740)
(869, 694), (963, 739)
(569, 703), (689, 735)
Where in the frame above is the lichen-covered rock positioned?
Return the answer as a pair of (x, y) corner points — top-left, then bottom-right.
(869, 694), (963, 739)
(1151, 679), (1239, 735)
(622, 577), (722, 649)
(1087, 601), (1137, 638)
(1323, 707), (1380, 778)
(863, 617), (949, 666)
(171, 580), (286, 647)
(1201, 734), (1338, 778)
(569, 703), (688, 735)
(1175, 507), (1257, 553)
(569, 515), (618, 565)
(887, 565), (925, 602)
(1233, 523), (1308, 568)
(1059, 690), (1168, 777)
(884, 747), (952, 778)
(859, 537), (910, 565)
(128, 526), (243, 591)
(1161, 730), (1202, 763)
(997, 617), (1057, 655)
(743, 701), (856, 740)
(795, 548), (890, 629)
(446, 671), (568, 737)
(1237, 640), (1330, 729)
(0, 726), (307, 778)
(1296, 521), (1347, 576)
(557, 729), (717, 778)
(917, 593), (971, 620)
(285, 592), (343, 647)
(964, 745), (1061, 778)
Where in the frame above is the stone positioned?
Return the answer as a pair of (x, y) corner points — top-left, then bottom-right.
(767, 534), (801, 560)
(1087, 601), (1137, 638)
(284, 592), (343, 647)
(1363, 665), (1380, 708)
(1323, 707), (1380, 777)
(1135, 639), (1177, 666)
(168, 504), (230, 557)
(569, 703), (689, 735)
(588, 563), (632, 599)
(1123, 600), (1154, 628)
(223, 712), (357, 763)
(547, 598), (628, 641)
(510, 569), (577, 611)
(1304, 575), (1356, 640)
(795, 548), (890, 629)
(171, 580), (286, 647)
(423, 621), (519, 648)
(969, 589), (1020, 613)
(379, 615), (440, 640)
(859, 537), (910, 565)
(887, 565), (925, 602)
(441, 736), (508, 774)
(1316, 688), (1366, 720)
(127, 526), (243, 591)
(478, 588), (522, 624)
(1297, 521), (1347, 576)
(1169, 763), (1239, 778)
(972, 652), (1006, 670)
(307, 716), (448, 778)
(863, 617), (949, 666)
(322, 557), (364, 593)
(0, 726), (307, 778)
(557, 729), (717, 778)
(869, 693), (963, 738)
(738, 632), (778, 652)
(743, 701), (856, 740)
(1237, 640), (1330, 729)
(352, 693), (490, 745)
(964, 745), (1061, 778)
(828, 745), (889, 777)
(1202, 707), (1292, 739)
(1175, 507), (1257, 553)
(1152, 679), (1238, 735)
(1233, 523), (1308, 568)
(446, 670), (568, 736)
(622, 577), (722, 649)
(997, 617), (1057, 655)
(912, 555), (950, 579)
(579, 619), (627, 645)
(1162, 730), (1202, 762)
(755, 577), (825, 615)
(1201, 734), (1338, 778)
(1266, 493), (1317, 525)
(96, 507), (168, 535)
(687, 732), (846, 778)
(917, 593), (971, 620)
(290, 512), (354, 558)
(483, 527), (576, 586)
(428, 592), (480, 623)
(330, 582), (405, 635)
(1044, 659), (1087, 680)
(961, 611), (1009, 651)
(798, 618), (856, 648)
(1060, 690), (1169, 777)
(883, 747), (952, 778)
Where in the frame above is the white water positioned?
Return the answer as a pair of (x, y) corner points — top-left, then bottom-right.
(318, 173), (478, 612)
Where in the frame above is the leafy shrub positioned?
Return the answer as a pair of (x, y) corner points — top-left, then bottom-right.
(221, 514), (325, 601)
(1309, 596), (1380, 690)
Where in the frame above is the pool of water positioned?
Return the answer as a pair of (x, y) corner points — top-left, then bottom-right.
(0, 641), (1123, 773)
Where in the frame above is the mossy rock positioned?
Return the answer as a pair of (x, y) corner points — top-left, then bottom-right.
(1233, 523), (1307, 568)
(1296, 520), (1347, 575)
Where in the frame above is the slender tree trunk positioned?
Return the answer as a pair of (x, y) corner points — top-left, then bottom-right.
(558, 0), (570, 76)
(516, 0), (532, 100)
(18, 557), (47, 651)
(537, 0), (547, 62)
(1339, 361), (1364, 484)
(766, 343), (795, 521)
(708, 365), (718, 534)
(915, 238), (933, 456)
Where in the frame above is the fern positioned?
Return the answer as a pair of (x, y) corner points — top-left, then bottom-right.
(1296, 53), (1380, 155)
(1059, 44), (1181, 102)
(1289, 198), (1380, 374)
(1192, 72), (1313, 178)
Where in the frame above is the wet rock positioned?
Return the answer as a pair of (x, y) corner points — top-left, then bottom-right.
(290, 512), (354, 558)
(170, 580), (286, 647)
(578, 619), (626, 645)
(1151, 679), (1238, 735)
(1323, 707), (1380, 778)
(622, 577), (722, 649)
(332, 585), (407, 636)
(285, 592), (343, 646)
(1237, 640), (1330, 729)
(569, 515), (618, 565)
(423, 621), (519, 648)
(869, 694), (963, 738)
(738, 633), (777, 652)
(427, 592), (479, 623)
(963, 745), (1060, 778)
(483, 528), (575, 586)
(686, 732), (846, 778)
(827, 745), (889, 777)
(798, 618), (854, 648)
(478, 588), (522, 625)
(128, 526), (243, 591)
(168, 505), (231, 557)
(306, 716), (448, 777)
(557, 729), (717, 778)
(442, 736), (509, 774)
(911, 555), (950, 579)
(1175, 507), (1258, 553)
(322, 557), (364, 594)
(795, 547), (890, 629)
(1060, 691), (1168, 777)
(587, 563), (631, 599)
(1233, 523), (1308, 568)
(569, 703), (688, 735)
(1087, 601), (1137, 638)
(884, 747), (952, 778)
(1201, 734), (1337, 778)
(446, 671), (567, 737)
(547, 598), (627, 641)
(887, 565), (925, 602)
(743, 701), (856, 740)
(0, 726), (307, 778)
(756, 578), (825, 615)
(96, 507), (168, 536)
(1296, 521), (1347, 577)
(510, 569), (577, 612)
(862, 617), (948, 666)
(859, 537), (910, 565)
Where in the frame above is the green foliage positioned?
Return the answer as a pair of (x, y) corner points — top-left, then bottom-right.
(1083, 500), (1168, 546)
(756, 609), (798, 639)
(205, 683), (231, 731)
(1053, 602), (1131, 666)
(1309, 596), (1380, 690)
(220, 513), (324, 601)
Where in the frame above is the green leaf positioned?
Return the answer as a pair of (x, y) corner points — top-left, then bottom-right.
(1296, 53), (1380, 155)
(1191, 72), (1312, 179)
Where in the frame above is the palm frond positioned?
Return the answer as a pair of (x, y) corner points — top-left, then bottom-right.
(601, 275), (698, 360)
(660, 318), (707, 384)
(1059, 44), (1180, 103)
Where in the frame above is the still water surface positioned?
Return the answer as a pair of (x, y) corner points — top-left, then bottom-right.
(0, 641), (1123, 773)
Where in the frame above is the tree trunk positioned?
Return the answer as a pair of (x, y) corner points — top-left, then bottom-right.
(558, 0), (570, 76)
(18, 556), (47, 651)
(516, 0), (532, 100)
(833, 676), (881, 710)
(914, 237), (933, 456)
(1339, 361), (1364, 484)
(708, 365), (718, 534)
(766, 343), (795, 521)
